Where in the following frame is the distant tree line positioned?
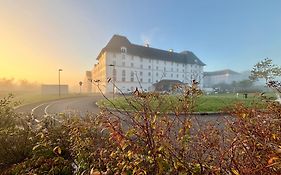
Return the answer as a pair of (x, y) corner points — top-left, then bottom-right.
(0, 77), (39, 91)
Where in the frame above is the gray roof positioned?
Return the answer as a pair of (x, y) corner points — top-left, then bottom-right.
(204, 69), (239, 76)
(97, 35), (205, 66)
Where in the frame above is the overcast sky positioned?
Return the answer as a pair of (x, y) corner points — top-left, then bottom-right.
(1, 0), (281, 90)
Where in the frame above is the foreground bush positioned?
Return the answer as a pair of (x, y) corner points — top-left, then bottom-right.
(0, 81), (280, 174)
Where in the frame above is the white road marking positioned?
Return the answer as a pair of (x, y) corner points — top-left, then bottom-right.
(31, 103), (46, 115)
(44, 102), (62, 123)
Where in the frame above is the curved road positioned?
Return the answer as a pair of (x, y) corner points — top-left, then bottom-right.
(15, 95), (104, 118)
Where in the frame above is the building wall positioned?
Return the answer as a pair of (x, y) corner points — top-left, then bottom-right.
(92, 51), (204, 93)
(203, 73), (243, 87)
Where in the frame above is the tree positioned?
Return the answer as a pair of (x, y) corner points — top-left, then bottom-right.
(249, 58), (281, 83)
(250, 58), (281, 103)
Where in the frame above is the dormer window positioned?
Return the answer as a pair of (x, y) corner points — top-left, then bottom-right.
(121, 46), (127, 53)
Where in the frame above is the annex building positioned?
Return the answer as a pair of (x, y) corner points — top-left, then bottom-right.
(85, 35), (205, 94)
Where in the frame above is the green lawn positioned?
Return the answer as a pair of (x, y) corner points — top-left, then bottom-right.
(98, 93), (268, 113)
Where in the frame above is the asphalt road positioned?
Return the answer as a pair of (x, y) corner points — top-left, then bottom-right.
(15, 95), (104, 118)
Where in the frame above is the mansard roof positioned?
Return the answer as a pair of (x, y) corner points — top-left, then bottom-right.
(97, 35), (206, 66)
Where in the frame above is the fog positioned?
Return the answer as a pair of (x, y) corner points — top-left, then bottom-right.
(0, 77), (40, 92)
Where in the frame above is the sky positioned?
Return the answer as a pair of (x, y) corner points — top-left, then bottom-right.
(1, 0), (281, 91)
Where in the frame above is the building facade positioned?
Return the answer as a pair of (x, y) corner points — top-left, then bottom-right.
(89, 35), (205, 93)
(203, 69), (244, 88)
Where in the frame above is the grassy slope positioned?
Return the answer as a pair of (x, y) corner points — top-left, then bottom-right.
(0, 91), (83, 107)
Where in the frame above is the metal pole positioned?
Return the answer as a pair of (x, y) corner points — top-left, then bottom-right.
(58, 69), (62, 97)
(59, 70), (60, 97)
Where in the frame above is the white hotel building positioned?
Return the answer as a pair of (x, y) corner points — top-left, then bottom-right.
(87, 35), (205, 93)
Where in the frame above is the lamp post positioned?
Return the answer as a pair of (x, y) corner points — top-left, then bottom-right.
(58, 69), (63, 97)
(79, 81), (83, 94)
(109, 64), (115, 99)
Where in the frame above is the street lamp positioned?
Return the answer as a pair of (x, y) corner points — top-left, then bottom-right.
(58, 69), (63, 97)
(109, 64), (115, 99)
(79, 81), (83, 94)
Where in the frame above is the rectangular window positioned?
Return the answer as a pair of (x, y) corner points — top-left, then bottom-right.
(122, 62), (125, 67)
(148, 65), (151, 69)
(156, 66), (158, 70)
(140, 64), (143, 69)
(148, 78), (151, 83)
(171, 68), (173, 71)
(171, 73), (173, 77)
(148, 72), (151, 76)
(140, 71), (143, 76)
(131, 63), (134, 67)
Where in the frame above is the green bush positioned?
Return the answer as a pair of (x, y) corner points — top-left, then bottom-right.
(1, 81), (280, 174)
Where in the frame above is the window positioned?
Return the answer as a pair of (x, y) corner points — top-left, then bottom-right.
(177, 63), (179, 67)
(140, 78), (143, 82)
(164, 67), (166, 71)
(156, 72), (158, 76)
(148, 65), (151, 69)
(130, 71), (134, 82)
(113, 69), (117, 81)
(131, 63), (134, 67)
(140, 64), (143, 69)
(140, 71), (143, 76)
(148, 78), (151, 83)
(171, 73), (173, 77)
(177, 68), (179, 72)
(122, 62), (125, 67)
(176, 74), (179, 78)
(171, 68), (173, 71)
(122, 70), (126, 82)
(121, 47), (127, 53)
(148, 72), (151, 76)
(156, 66), (158, 70)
